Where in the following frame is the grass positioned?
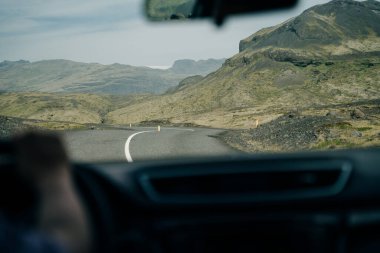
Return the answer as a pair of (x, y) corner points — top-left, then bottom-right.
(312, 114), (380, 150)
(0, 92), (114, 124)
(332, 122), (352, 130)
(337, 122), (352, 129)
(313, 139), (355, 149)
(25, 121), (88, 130)
(357, 127), (372, 131)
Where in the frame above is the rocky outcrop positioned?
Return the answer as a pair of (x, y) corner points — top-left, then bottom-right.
(239, 0), (380, 53)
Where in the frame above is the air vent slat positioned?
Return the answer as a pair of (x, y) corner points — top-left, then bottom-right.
(149, 170), (342, 195)
(137, 159), (352, 204)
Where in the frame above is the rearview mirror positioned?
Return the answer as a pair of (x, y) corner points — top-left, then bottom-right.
(146, 0), (196, 21)
(145, 0), (299, 26)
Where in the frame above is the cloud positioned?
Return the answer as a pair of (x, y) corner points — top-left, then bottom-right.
(0, 0), (333, 66)
(0, 0), (141, 36)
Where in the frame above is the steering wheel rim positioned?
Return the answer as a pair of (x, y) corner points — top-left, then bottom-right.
(73, 165), (115, 253)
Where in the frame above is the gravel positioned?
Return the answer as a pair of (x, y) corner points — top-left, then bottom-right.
(0, 116), (30, 138)
(220, 113), (339, 152)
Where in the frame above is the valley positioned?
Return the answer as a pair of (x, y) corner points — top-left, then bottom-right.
(1, 0), (379, 152)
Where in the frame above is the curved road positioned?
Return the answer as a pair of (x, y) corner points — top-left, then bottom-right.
(63, 127), (239, 163)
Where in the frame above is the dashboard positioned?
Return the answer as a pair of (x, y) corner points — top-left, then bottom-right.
(70, 148), (380, 253)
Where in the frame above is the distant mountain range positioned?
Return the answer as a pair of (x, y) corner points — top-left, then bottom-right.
(108, 0), (380, 128)
(0, 58), (225, 95)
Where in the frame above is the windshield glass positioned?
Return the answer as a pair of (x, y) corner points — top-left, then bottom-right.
(0, 0), (379, 163)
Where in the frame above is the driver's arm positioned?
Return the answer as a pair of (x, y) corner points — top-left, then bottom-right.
(14, 132), (93, 253)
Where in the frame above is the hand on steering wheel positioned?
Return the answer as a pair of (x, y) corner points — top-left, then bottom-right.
(0, 132), (93, 253)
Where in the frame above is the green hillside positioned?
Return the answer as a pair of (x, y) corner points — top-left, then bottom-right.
(0, 92), (112, 124)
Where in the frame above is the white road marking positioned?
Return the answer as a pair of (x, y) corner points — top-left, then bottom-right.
(124, 130), (154, 163)
(134, 127), (194, 132)
(124, 127), (194, 163)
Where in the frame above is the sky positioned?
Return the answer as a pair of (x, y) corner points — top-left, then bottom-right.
(0, 0), (333, 67)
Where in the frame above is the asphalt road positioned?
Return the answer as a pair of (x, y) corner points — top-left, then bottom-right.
(63, 127), (239, 163)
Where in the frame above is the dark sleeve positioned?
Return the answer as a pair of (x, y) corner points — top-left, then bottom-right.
(0, 214), (68, 253)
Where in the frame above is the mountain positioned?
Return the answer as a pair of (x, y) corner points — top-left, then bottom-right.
(171, 59), (226, 75)
(238, 0), (380, 63)
(166, 75), (204, 93)
(108, 0), (380, 128)
(0, 58), (224, 95)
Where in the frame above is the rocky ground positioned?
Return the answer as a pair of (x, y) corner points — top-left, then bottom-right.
(0, 116), (32, 138)
(2, 99), (379, 155)
(0, 116), (102, 138)
(220, 100), (380, 153)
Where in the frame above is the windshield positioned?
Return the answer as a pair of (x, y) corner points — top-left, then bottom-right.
(0, 0), (379, 163)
